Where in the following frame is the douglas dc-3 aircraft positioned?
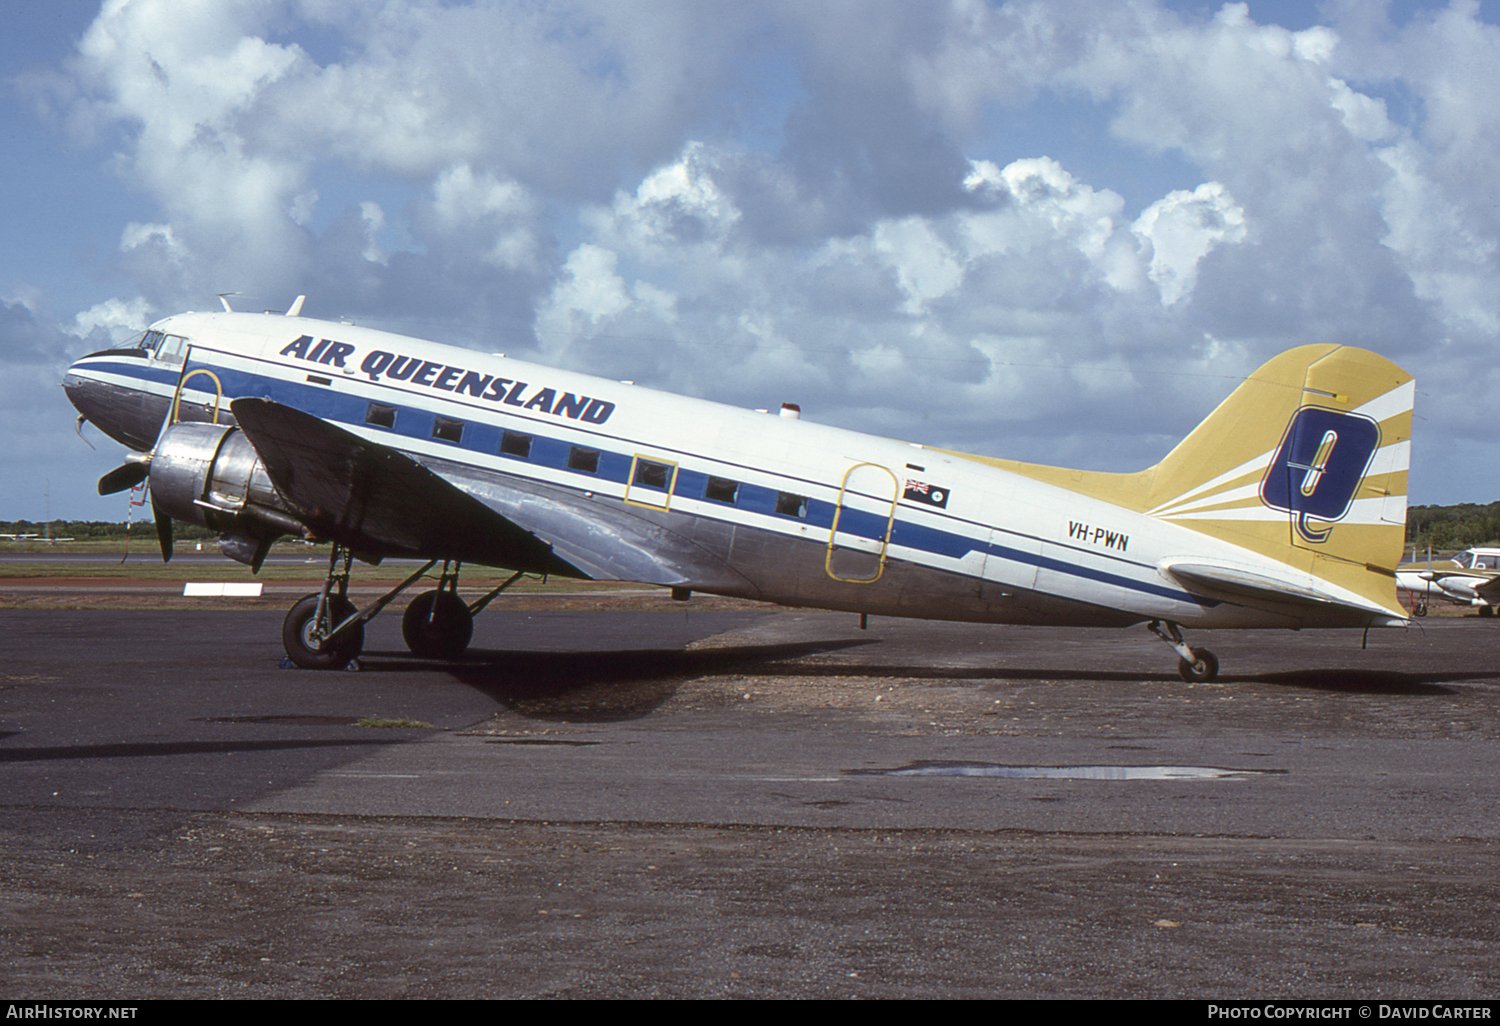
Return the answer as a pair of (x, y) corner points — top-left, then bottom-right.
(62, 297), (1415, 679)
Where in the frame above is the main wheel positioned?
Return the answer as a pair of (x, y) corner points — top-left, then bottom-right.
(283, 593), (364, 670)
(402, 590), (474, 659)
(1177, 646), (1219, 683)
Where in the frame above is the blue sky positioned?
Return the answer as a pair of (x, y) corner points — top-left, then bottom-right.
(5, 0), (1500, 520)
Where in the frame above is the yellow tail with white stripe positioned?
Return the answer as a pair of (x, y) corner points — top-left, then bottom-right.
(1144, 345), (1412, 614)
(948, 345), (1413, 617)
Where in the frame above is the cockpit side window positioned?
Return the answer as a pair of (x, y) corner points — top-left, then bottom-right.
(155, 334), (189, 365)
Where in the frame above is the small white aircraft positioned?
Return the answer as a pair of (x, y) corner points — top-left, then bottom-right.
(1396, 547), (1500, 616)
(63, 297), (1415, 679)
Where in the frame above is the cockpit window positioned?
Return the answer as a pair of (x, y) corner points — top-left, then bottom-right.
(1453, 550), (1499, 570)
(132, 329), (190, 363)
(153, 333), (189, 365)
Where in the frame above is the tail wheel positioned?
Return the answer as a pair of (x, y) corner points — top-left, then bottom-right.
(1177, 647), (1219, 684)
(402, 589), (474, 659)
(283, 593), (364, 670)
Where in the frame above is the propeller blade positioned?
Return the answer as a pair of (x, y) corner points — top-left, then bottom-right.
(98, 462), (149, 495)
(152, 500), (174, 562)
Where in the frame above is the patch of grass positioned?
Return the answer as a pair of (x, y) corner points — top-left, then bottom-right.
(355, 716), (437, 729)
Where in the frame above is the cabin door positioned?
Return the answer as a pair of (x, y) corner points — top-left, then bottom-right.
(826, 462), (899, 583)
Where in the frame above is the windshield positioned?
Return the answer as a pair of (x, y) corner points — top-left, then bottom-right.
(1456, 550), (1500, 570)
(141, 329), (190, 363)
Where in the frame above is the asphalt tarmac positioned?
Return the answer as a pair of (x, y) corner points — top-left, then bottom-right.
(2, 601), (1498, 999)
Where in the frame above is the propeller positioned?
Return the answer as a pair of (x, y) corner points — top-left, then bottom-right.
(97, 461), (149, 495)
(153, 498), (173, 562)
(97, 446), (171, 562)
(102, 394), (181, 559)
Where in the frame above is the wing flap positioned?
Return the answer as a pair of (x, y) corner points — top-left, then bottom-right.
(448, 473), (758, 592)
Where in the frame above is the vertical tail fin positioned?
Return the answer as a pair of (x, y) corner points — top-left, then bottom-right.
(1144, 344), (1414, 614)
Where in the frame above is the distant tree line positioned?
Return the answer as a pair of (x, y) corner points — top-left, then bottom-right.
(1405, 503), (1500, 552)
(0, 519), (216, 541)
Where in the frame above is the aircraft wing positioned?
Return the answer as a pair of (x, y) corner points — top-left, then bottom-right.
(229, 398), (756, 592)
(231, 397), (579, 573)
(1403, 568), (1500, 602)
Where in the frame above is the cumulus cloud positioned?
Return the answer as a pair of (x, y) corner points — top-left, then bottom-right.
(15, 0), (1500, 516)
(1134, 182), (1246, 306)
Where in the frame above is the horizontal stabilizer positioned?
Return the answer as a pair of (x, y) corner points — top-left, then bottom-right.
(1159, 559), (1388, 615)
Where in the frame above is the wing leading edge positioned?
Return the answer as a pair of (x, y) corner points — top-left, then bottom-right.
(231, 397), (581, 574)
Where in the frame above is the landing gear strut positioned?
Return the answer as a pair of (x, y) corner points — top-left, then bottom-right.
(281, 546), (371, 670)
(279, 550), (530, 669)
(1147, 620), (1219, 683)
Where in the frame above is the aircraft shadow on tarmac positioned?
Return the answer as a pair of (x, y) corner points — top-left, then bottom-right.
(753, 661), (1481, 695)
(345, 636), (1484, 720)
(733, 661), (1473, 696)
(357, 638), (877, 721)
(1232, 669), (1471, 695)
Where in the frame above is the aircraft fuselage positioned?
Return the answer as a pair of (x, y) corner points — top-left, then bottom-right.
(64, 311), (1408, 639)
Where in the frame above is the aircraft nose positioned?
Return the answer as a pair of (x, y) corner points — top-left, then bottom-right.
(62, 354), (161, 451)
(62, 361), (98, 418)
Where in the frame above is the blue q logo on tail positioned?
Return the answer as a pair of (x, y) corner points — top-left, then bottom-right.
(1260, 407), (1381, 543)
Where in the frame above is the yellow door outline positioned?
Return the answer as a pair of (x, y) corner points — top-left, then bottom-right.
(623, 454), (680, 510)
(826, 462), (898, 583)
(169, 366), (226, 425)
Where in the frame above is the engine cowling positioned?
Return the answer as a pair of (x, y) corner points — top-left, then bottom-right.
(148, 422), (308, 566)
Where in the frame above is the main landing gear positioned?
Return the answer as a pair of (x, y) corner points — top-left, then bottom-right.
(1147, 620), (1219, 683)
(280, 545), (526, 669)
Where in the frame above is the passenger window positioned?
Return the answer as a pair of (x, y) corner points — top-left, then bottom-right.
(365, 403), (397, 429)
(634, 460), (671, 489)
(705, 477), (738, 503)
(433, 416), (464, 443)
(568, 447), (600, 473)
(776, 491), (808, 518)
(500, 431), (532, 458)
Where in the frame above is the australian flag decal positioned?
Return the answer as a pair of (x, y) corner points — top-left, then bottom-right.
(904, 479), (950, 509)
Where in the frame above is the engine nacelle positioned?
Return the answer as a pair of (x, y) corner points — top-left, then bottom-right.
(148, 422), (308, 565)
